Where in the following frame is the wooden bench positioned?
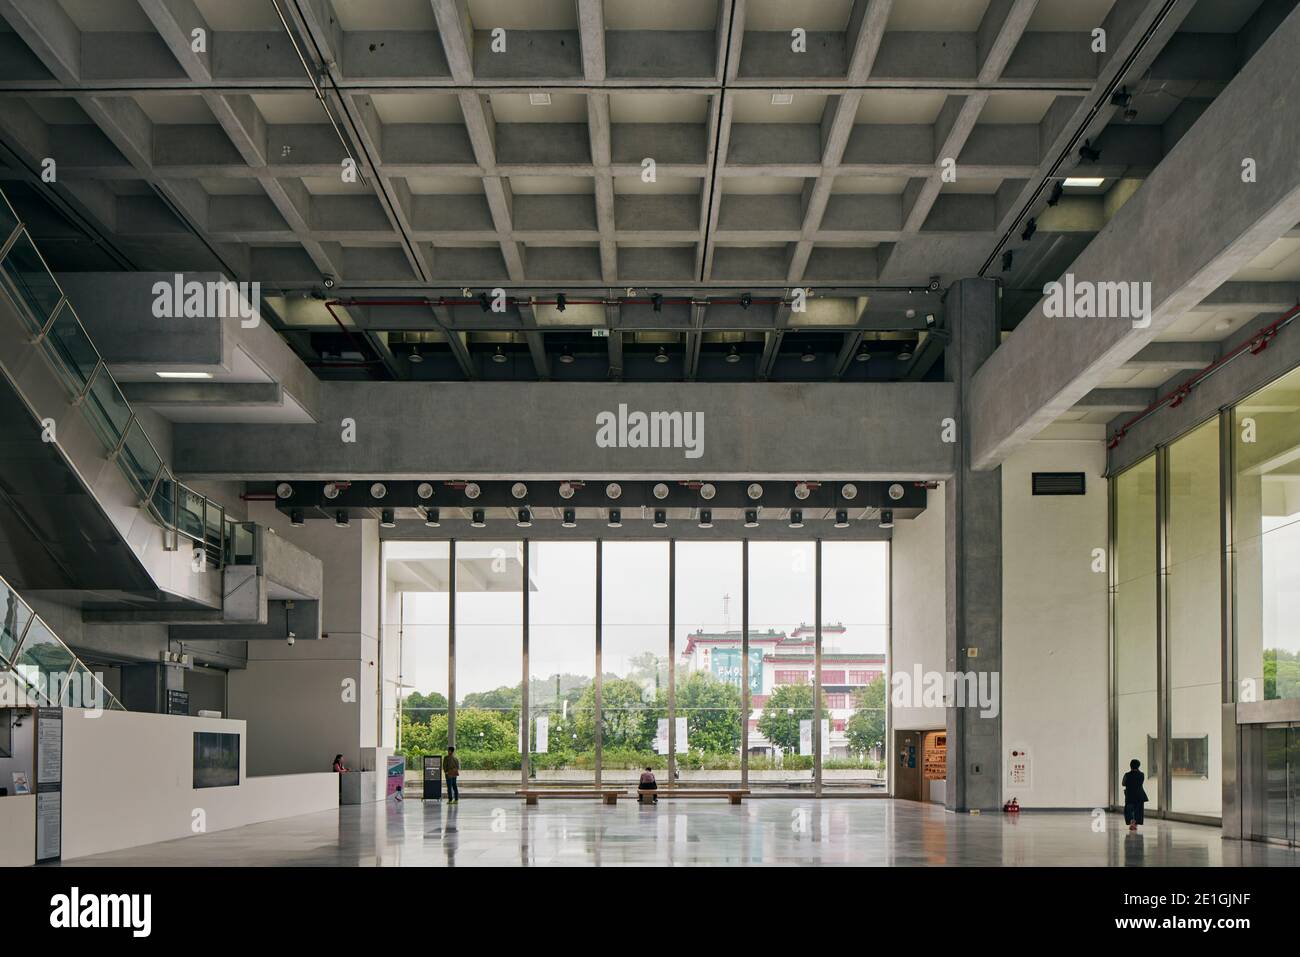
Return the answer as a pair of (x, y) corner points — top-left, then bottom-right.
(516, 789), (626, 806)
(638, 788), (750, 805)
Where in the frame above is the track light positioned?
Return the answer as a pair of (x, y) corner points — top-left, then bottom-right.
(555, 293), (567, 312)
(834, 509), (850, 529)
(370, 482), (387, 499)
(651, 293), (663, 312)
(562, 508), (577, 528)
(747, 483), (763, 500)
(607, 508), (622, 528)
(698, 508), (713, 529)
(471, 509), (486, 528)
(653, 509), (667, 529)
(424, 507), (440, 528)
(1047, 181), (1064, 206)
(516, 507), (532, 529)
(323, 482), (341, 499)
(276, 482), (294, 499)
(879, 508), (894, 529)
(888, 483), (905, 501)
(290, 509), (304, 527)
(725, 345), (740, 363)
(739, 292), (752, 310)
(1021, 218), (1037, 242)
(654, 346), (669, 364)
(559, 481), (575, 499)
(492, 345), (508, 363)
(511, 482), (528, 499)
(606, 482), (622, 500)
(380, 508), (396, 528)
(789, 509), (804, 530)
(653, 483), (670, 499)
(794, 482), (811, 500)
(335, 510), (349, 528)
(744, 509), (759, 528)
(841, 483), (857, 500)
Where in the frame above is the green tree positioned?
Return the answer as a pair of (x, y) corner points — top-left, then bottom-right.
(845, 677), (886, 754)
(453, 707), (516, 750)
(401, 690), (448, 724)
(574, 677), (658, 750)
(674, 670), (743, 754)
(757, 683), (826, 753)
(461, 684), (521, 723)
(1265, 648), (1300, 700)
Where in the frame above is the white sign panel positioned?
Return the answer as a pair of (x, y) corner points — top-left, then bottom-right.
(675, 716), (688, 755)
(535, 714), (549, 753)
(656, 718), (669, 755)
(799, 719), (831, 757)
(36, 791), (61, 860)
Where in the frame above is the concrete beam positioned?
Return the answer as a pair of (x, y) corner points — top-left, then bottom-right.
(1075, 388), (1153, 413)
(970, 5), (1300, 470)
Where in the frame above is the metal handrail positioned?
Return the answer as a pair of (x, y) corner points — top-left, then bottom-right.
(0, 187), (237, 566)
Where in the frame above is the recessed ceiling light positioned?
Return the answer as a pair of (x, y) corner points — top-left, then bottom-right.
(529, 92), (552, 106)
(1063, 177), (1104, 188)
(771, 93), (794, 106)
(156, 371), (213, 379)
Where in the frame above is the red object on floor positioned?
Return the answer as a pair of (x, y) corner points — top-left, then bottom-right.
(1003, 798), (1020, 813)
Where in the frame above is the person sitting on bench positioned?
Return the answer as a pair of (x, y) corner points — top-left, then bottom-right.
(638, 767), (658, 804)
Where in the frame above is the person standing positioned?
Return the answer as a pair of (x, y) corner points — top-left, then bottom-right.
(445, 746), (460, 803)
(1121, 759), (1147, 831)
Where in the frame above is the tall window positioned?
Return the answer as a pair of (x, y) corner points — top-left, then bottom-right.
(1167, 420), (1221, 815)
(528, 542), (596, 780)
(1115, 457), (1159, 809)
(1234, 365), (1300, 703)
(455, 542), (524, 785)
(381, 542), (449, 758)
(601, 542), (669, 784)
(675, 541), (744, 780)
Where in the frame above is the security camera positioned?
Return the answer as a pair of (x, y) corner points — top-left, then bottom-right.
(322, 275), (336, 289)
(287, 632), (296, 646)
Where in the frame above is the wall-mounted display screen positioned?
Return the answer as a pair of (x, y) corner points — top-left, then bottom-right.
(193, 732), (240, 789)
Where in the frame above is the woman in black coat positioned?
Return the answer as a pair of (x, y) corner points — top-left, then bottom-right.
(1121, 759), (1148, 830)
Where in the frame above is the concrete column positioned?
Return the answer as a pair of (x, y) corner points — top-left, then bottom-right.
(945, 278), (1003, 811)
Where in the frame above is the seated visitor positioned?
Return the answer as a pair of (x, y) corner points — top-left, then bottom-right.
(333, 754), (348, 773)
(639, 767), (658, 804)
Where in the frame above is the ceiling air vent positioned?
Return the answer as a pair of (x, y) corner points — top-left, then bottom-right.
(1031, 472), (1086, 496)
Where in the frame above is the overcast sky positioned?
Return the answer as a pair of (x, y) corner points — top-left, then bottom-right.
(387, 540), (887, 699)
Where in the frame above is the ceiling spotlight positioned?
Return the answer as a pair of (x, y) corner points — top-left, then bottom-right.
(471, 508), (486, 528)
(290, 509), (305, 527)
(1047, 181), (1064, 206)
(794, 482), (811, 500)
(370, 482), (387, 499)
(651, 293), (663, 312)
(424, 507), (440, 528)
(335, 510), (349, 528)
(417, 482), (434, 500)
(464, 482), (481, 499)
(380, 508), (396, 528)
(558, 481), (575, 499)
(834, 510), (850, 529)
(276, 482), (294, 500)
(479, 292), (490, 312)
(561, 508), (577, 528)
(1001, 249), (1014, 273)
(698, 508), (713, 529)
(888, 483), (905, 501)
(492, 345), (508, 364)
(653, 483), (670, 500)
(607, 508), (622, 529)
(606, 482), (622, 500)
(725, 345), (740, 363)
(654, 346), (669, 364)
(323, 482), (341, 500)
(841, 483), (857, 500)
(744, 509), (759, 528)
(739, 292), (752, 310)
(653, 509), (668, 529)
(1078, 140), (1101, 163)
(879, 508), (894, 529)
(897, 346), (913, 361)
(408, 347), (423, 364)
(323, 275), (337, 289)
(511, 482), (528, 500)
(855, 344), (870, 362)
(747, 483), (763, 500)
(699, 482), (716, 500)
(1021, 218), (1037, 242)
(789, 509), (804, 530)
(800, 345), (816, 363)
(516, 507), (532, 529)
(559, 346), (575, 364)
(1110, 87), (1132, 109)
(555, 293), (567, 313)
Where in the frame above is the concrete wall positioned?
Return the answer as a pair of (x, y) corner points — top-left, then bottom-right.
(890, 485), (947, 732)
(1001, 440), (1109, 808)
(60, 708), (337, 860)
(0, 794), (35, 866)
(228, 504), (380, 775)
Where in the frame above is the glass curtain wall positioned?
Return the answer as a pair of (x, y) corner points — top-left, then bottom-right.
(821, 541), (889, 791)
(528, 541), (596, 781)
(382, 542), (450, 756)
(1166, 419), (1222, 814)
(674, 542), (744, 782)
(1114, 456), (1159, 810)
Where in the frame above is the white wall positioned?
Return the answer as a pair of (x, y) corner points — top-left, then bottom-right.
(1001, 440), (1109, 808)
(0, 794), (35, 866)
(61, 708), (337, 860)
(890, 485), (947, 732)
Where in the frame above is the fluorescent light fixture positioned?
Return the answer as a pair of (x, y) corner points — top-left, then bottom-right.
(529, 92), (552, 106)
(1063, 177), (1104, 188)
(155, 371), (213, 379)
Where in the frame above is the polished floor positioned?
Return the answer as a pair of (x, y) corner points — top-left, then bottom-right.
(56, 798), (1300, 867)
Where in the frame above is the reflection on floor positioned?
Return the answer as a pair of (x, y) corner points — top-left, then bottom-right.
(57, 798), (1299, 867)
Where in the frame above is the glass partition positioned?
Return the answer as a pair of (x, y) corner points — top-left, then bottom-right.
(45, 305), (101, 393)
(11, 617), (76, 705)
(120, 420), (163, 495)
(83, 372), (133, 451)
(528, 541), (596, 781)
(0, 230), (63, 332)
(1, 579), (34, 663)
(1114, 456), (1159, 809)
